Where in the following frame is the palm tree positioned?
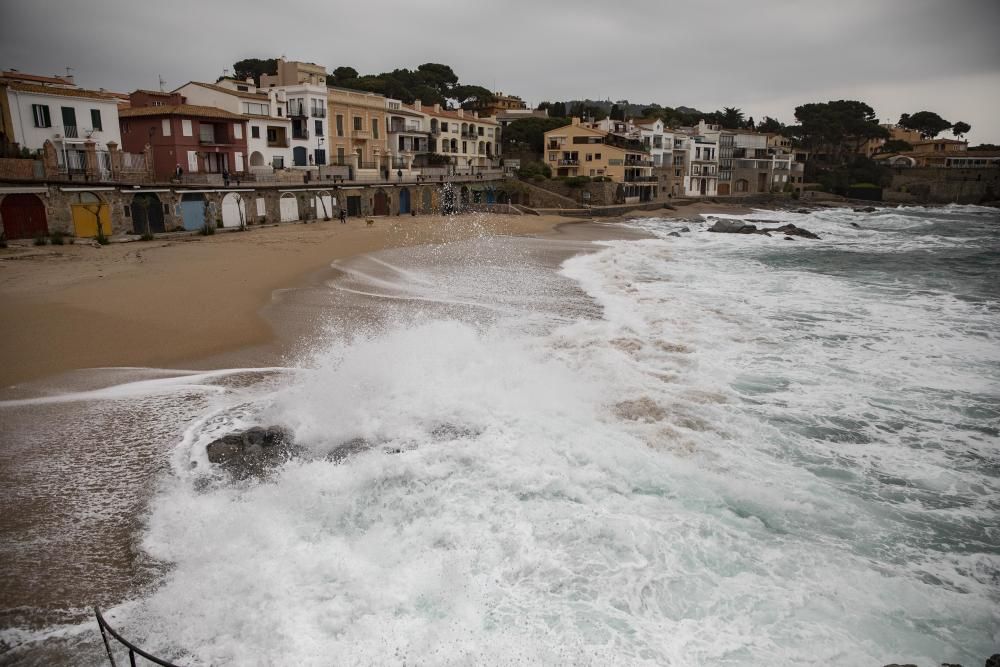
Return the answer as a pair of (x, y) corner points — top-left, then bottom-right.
(720, 107), (745, 129)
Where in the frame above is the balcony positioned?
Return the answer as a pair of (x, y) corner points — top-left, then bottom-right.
(558, 159), (579, 166)
(312, 108), (326, 118)
(291, 129), (310, 140)
(63, 125), (79, 139)
(267, 137), (291, 148)
(625, 159), (654, 167)
(461, 131), (477, 139)
(624, 175), (658, 182)
(352, 129), (371, 140)
(288, 105), (307, 118)
(547, 141), (563, 150)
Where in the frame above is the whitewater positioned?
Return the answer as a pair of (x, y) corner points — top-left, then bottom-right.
(2, 205), (998, 665)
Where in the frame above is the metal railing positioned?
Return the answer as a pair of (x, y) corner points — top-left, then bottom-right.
(95, 606), (183, 667)
(63, 125), (79, 138)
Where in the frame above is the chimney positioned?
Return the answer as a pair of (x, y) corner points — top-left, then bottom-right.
(457, 109), (464, 118)
(571, 117), (581, 126)
(433, 103), (441, 113)
(246, 77), (254, 85)
(414, 100), (422, 112)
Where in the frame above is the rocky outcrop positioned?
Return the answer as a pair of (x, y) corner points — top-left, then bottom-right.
(707, 220), (821, 239)
(853, 206), (877, 213)
(206, 426), (297, 480)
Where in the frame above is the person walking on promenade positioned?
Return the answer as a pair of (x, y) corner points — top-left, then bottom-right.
(339, 208), (347, 224)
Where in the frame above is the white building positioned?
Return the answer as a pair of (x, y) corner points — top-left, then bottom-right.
(0, 71), (122, 178)
(174, 80), (294, 174)
(386, 98), (431, 170)
(260, 62), (330, 168)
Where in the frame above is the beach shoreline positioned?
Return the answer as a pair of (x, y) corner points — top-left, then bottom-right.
(0, 202), (752, 390)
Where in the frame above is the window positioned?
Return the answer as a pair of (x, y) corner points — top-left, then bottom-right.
(586, 154), (592, 161)
(182, 119), (193, 136)
(462, 141), (467, 153)
(315, 119), (323, 136)
(243, 102), (268, 116)
(337, 147), (345, 163)
(237, 85), (249, 92)
(162, 119), (171, 136)
(277, 107), (283, 117)
(273, 155), (284, 168)
(90, 109), (103, 131)
(266, 128), (277, 142)
(371, 118), (378, 139)
(478, 127), (484, 136)
(336, 115), (344, 136)
(595, 153), (601, 160)
(353, 116), (362, 131)
(233, 123), (243, 139)
(251, 126), (261, 139)
(31, 104), (51, 127)
(441, 122), (449, 132)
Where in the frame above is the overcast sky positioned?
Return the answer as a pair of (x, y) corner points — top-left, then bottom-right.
(3, 0), (999, 143)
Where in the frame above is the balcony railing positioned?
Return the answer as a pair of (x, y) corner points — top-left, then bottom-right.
(267, 138), (291, 148)
(624, 175), (658, 182)
(352, 129), (371, 140)
(291, 129), (310, 140)
(63, 125), (79, 139)
(558, 159), (579, 165)
(461, 131), (478, 139)
(625, 159), (654, 167)
(547, 142), (563, 150)
(311, 108), (326, 118)
(288, 105), (307, 117)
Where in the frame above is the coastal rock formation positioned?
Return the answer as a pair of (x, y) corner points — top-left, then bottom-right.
(708, 220), (821, 239)
(206, 426), (298, 479)
(853, 206), (877, 212)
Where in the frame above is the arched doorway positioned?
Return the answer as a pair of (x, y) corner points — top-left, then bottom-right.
(130, 193), (164, 234)
(0, 193), (48, 239)
(398, 188), (410, 214)
(279, 193), (300, 222)
(699, 178), (707, 196)
(71, 192), (112, 237)
(497, 191), (510, 204)
(293, 146), (307, 167)
(221, 192), (247, 228)
(180, 193), (207, 231)
(249, 151), (265, 167)
(314, 191), (333, 220)
(485, 188), (495, 204)
(373, 189), (389, 216)
(422, 188), (432, 212)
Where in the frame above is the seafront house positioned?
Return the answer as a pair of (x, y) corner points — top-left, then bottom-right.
(414, 102), (501, 171)
(118, 90), (249, 181)
(173, 80), (293, 177)
(386, 99), (431, 171)
(543, 118), (656, 201)
(326, 86), (390, 177)
(259, 59), (329, 168)
(0, 70), (122, 179)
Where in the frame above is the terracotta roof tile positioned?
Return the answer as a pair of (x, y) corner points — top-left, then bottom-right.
(182, 81), (269, 101)
(1, 71), (75, 85)
(119, 104), (247, 120)
(1, 80), (119, 101)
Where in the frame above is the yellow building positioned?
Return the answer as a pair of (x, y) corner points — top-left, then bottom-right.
(477, 91), (527, 118)
(326, 87), (391, 172)
(543, 119), (654, 183)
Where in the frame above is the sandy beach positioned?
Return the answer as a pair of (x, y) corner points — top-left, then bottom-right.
(0, 202), (750, 388)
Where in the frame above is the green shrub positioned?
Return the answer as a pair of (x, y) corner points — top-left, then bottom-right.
(95, 225), (109, 245)
(518, 160), (552, 180)
(531, 174), (546, 182)
(216, 218), (224, 229)
(140, 232), (155, 241)
(49, 231), (66, 245)
(34, 234), (48, 246)
(563, 176), (592, 187)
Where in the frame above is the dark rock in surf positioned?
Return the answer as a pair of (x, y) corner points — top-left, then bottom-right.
(679, 226), (690, 232)
(796, 208), (811, 214)
(784, 236), (795, 241)
(853, 206), (876, 213)
(987, 654), (1000, 667)
(765, 223), (820, 239)
(327, 437), (374, 463)
(708, 219), (751, 233)
(206, 426), (297, 479)
(850, 222), (861, 228)
(668, 232), (681, 237)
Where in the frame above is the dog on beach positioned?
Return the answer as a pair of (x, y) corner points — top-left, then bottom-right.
(365, 217), (374, 227)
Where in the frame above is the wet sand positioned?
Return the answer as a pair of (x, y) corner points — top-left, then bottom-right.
(0, 213), (576, 389)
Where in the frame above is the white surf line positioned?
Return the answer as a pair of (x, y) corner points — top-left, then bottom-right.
(359, 255), (436, 287)
(0, 367), (301, 408)
(326, 283), (513, 314)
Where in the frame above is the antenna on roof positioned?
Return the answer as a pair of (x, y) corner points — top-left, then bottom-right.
(158, 74), (166, 92)
(223, 67), (230, 79)
(65, 66), (74, 77)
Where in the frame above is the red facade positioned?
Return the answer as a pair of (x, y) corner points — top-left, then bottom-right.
(120, 91), (249, 180)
